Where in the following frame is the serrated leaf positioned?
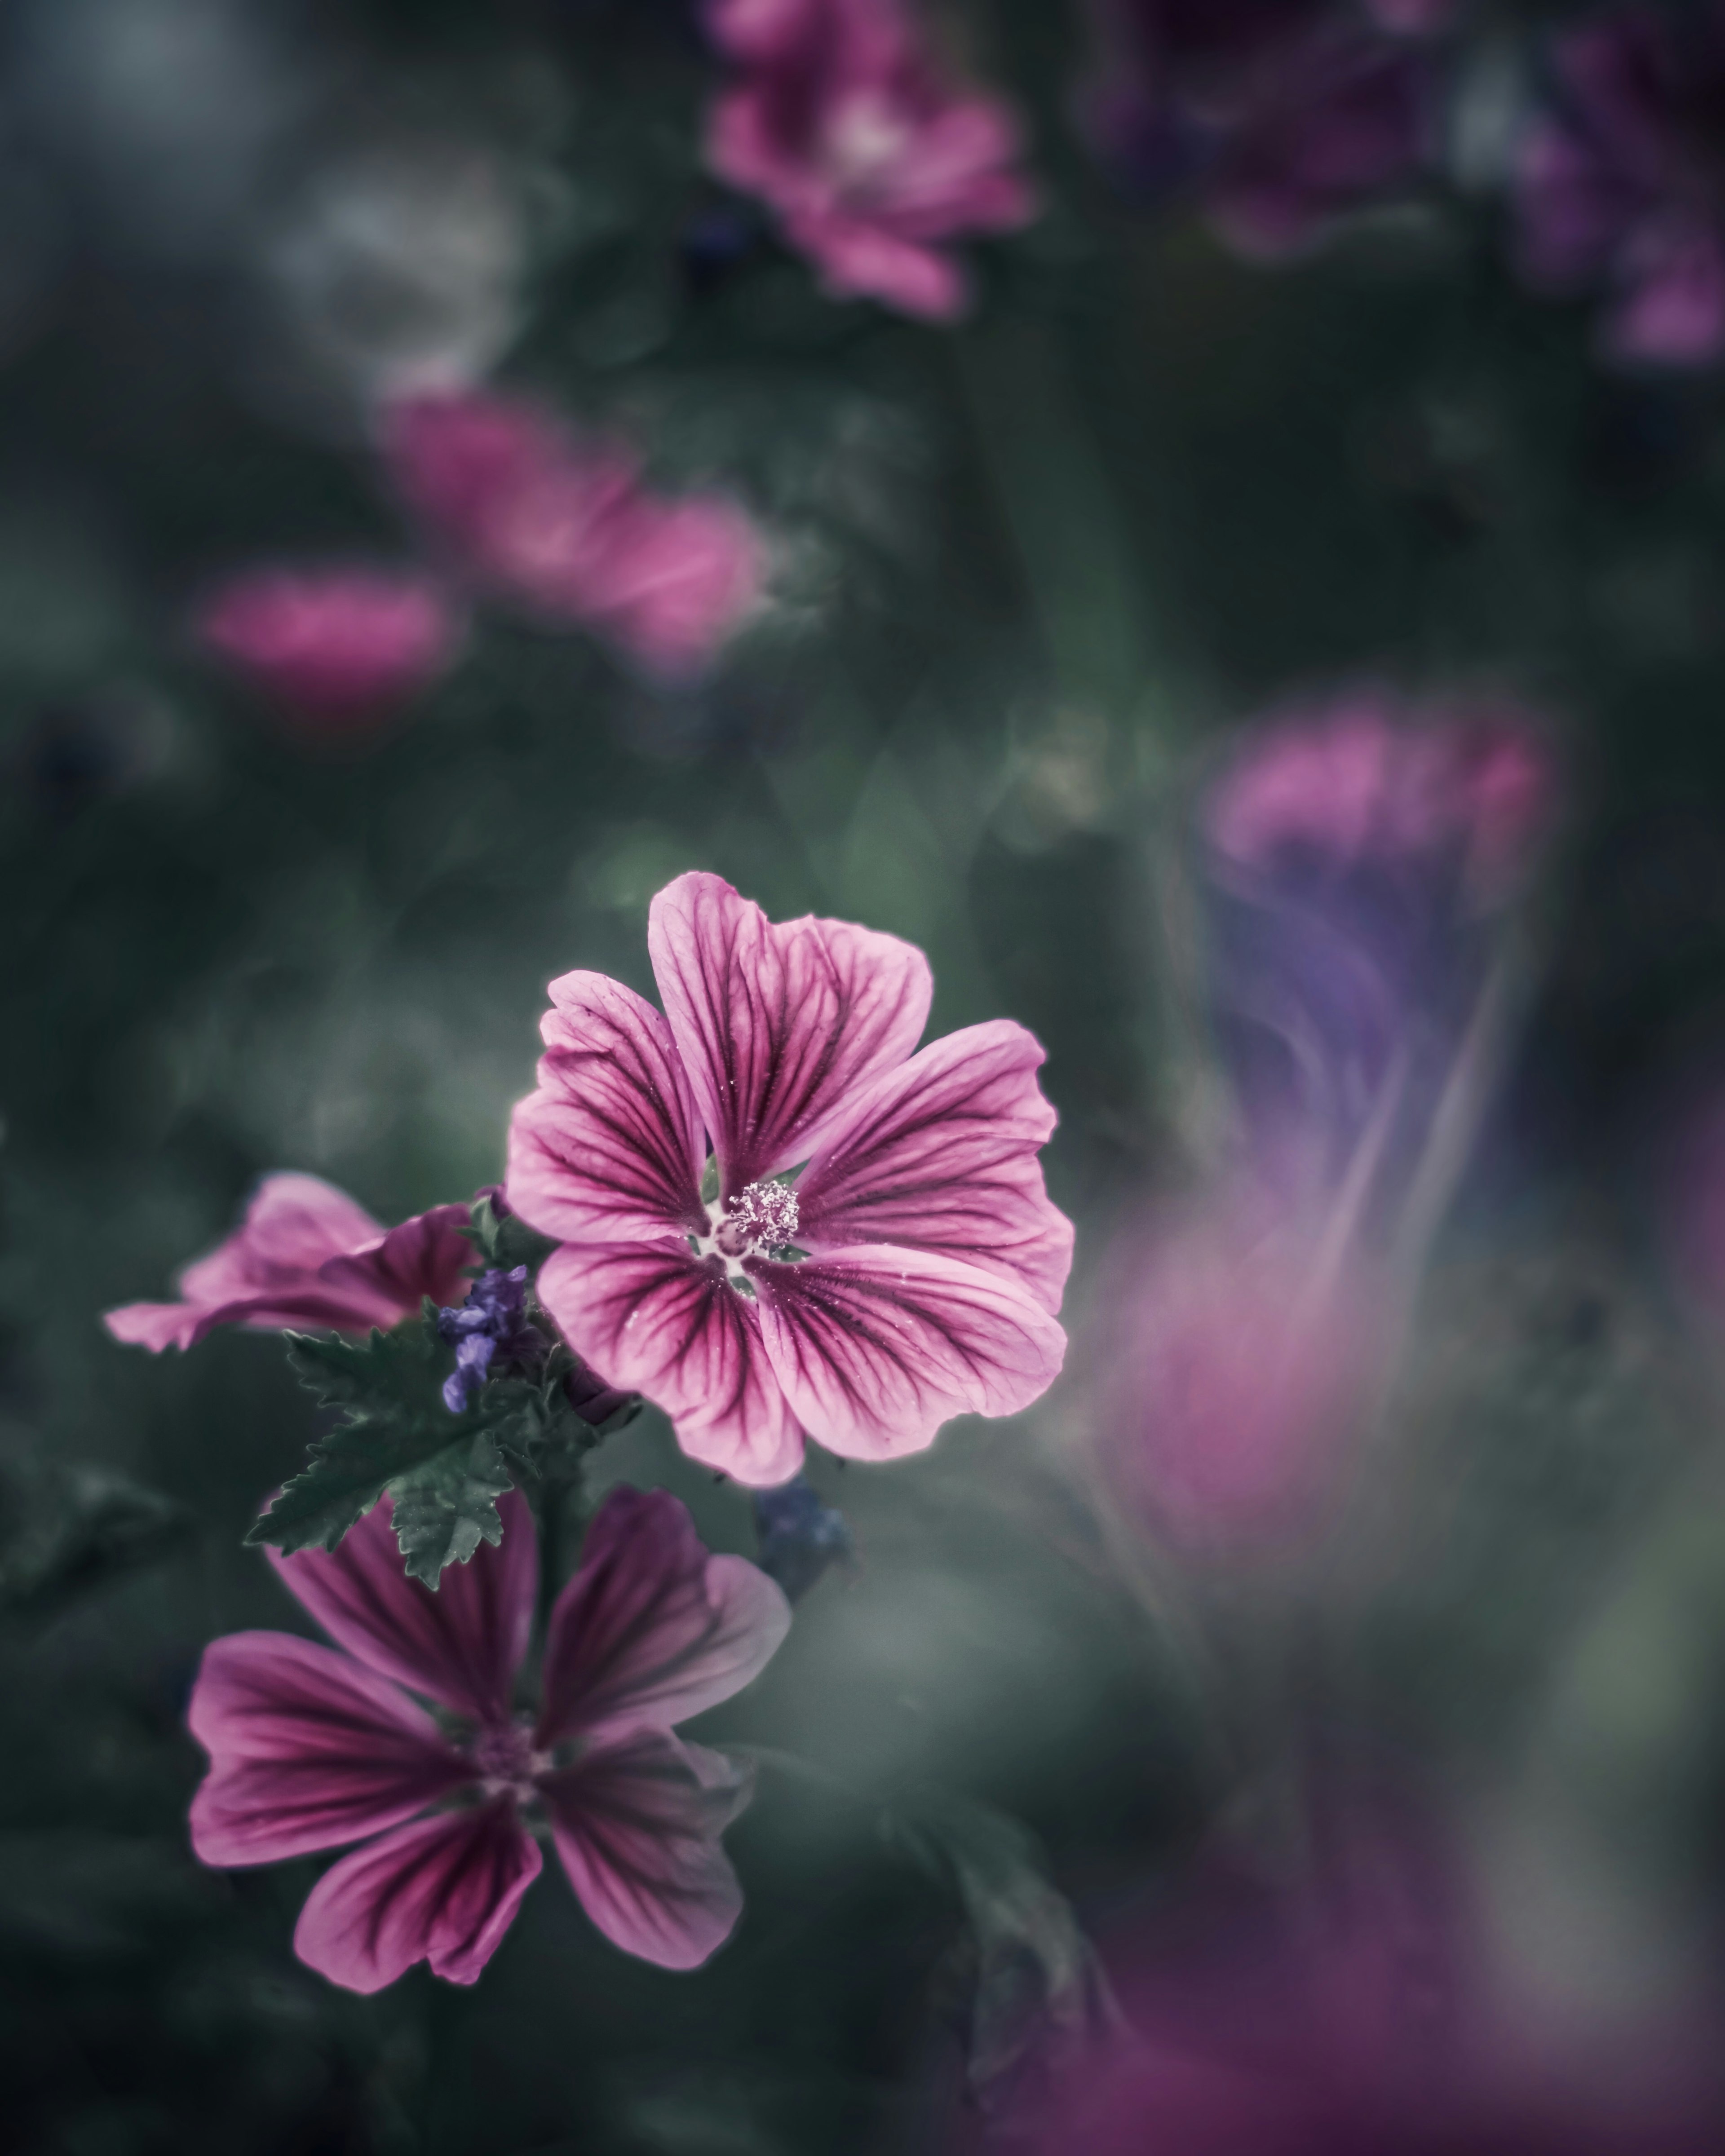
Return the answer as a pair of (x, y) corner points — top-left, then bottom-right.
(387, 1434), (514, 1586)
(248, 1322), (524, 1581)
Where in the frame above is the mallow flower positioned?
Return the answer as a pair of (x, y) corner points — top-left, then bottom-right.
(1075, 0), (1444, 260)
(1513, 4), (1725, 370)
(188, 1484), (791, 1989)
(702, 0), (1037, 321)
(506, 871), (1071, 1486)
(381, 390), (767, 680)
(1079, 692), (1548, 1560)
(193, 565), (463, 731)
(105, 1174), (473, 1354)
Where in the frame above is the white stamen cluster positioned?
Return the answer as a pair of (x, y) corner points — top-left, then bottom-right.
(712, 1179), (801, 1261)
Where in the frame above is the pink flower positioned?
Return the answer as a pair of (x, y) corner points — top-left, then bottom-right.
(505, 872), (1071, 1487)
(1087, 1195), (1380, 1557)
(1512, 5), (1725, 370)
(188, 1484), (791, 1988)
(1075, 1), (1441, 260)
(1205, 688), (1550, 896)
(381, 391), (767, 679)
(703, 0), (1037, 320)
(194, 566), (462, 730)
(105, 1173), (474, 1353)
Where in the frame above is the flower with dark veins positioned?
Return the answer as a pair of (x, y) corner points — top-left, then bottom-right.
(106, 1174), (474, 1353)
(505, 871), (1072, 1485)
(188, 1484), (791, 1989)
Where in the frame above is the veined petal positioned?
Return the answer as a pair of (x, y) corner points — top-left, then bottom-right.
(535, 1241), (804, 1487)
(507, 971), (705, 1244)
(537, 1487), (790, 1749)
(795, 1019), (1074, 1313)
(265, 1491), (537, 1726)
(751, 1246), (1066, 1462)
(318, 1202), (474, 1317)
(540, 1729), (752, 1970)
(292, 1800), (540, 1993)
(188, 1632), (470, 1866)
(178, 1174), (383, 1305)
(648, 871), (931, 1194)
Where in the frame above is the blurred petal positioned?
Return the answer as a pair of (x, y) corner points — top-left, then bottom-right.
(194, 566), (460, 725)
(292, 1800), (540, 1993)
(104, 1173), (445, 1351)
(537, 1486), (790, 1747)
(535, 1240), (804, 1486)
(265, 1491), (538, 1726)
(796, 1019), (1074, 1313)
(505, 970), (705, 1245)
(188, 1632), (470, 1865)
(752, 1244), (1067, 1461)
(649, 870), (931, 1193)
(580, 495), (766, 680)
(541, 1729), (752, 1970)
(319, 1201), (475, 1314)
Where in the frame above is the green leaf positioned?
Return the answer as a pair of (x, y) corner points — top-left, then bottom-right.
(387, 1434), (515, 1586)
(247, 1324), (518, 1582)
(461, 1192), (558, 1274)
(248, 1321), (612, 1585)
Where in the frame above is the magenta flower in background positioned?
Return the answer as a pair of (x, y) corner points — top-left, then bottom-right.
(382, 390), (767, 680)
(189, 1484), (790, 1988)
(1075, 0), (1443, 259)
(1077, 694), (1549, 1561)
(1001, 1812), (1725, 2155)
(506, 871), (1071, 1486)
(193, 566), (462, 731)
(105, 1173), (473, 1353)
(1087, 1193), (1380, 1558)
(702, 0), (1037, 320)
(1513, 4), (1725, 368)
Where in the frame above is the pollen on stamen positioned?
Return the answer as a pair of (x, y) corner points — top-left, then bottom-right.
(721, 1179), (801, 1256)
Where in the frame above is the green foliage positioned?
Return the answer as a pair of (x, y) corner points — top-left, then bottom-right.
(246, 1321), (609, 1586)
(0, 1458), (190, 1621)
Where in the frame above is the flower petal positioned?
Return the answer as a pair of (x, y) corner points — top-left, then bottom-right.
(318, 1201), (475, 1316)
(188, 1632), (470, 1866)
(266, 1490), (537, 1726)
(795, 1019), (1074, 1314)
(540, 1730), (752, 1970)
(535, 1240), (804, 1486)
(751, 1245), (1066, 1462)
(648, 871), (931, 1193)
(292, 1800), (540, 1993)
(104, 1175), (453, 1350)
(506, 971), (705, 1244)
(537, 1486), (790, 1748)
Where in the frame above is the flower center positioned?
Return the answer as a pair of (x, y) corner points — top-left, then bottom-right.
(822, 91), (914, 190)
(712, 1179), (801, 1260)
(469, 1716), (543, 1799)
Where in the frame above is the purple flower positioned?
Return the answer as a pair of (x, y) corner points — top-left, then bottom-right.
(702, 0), (1037, 320)
(1086, 1192), (1381, 1558)
(434, 1266), (544, 1413)
(193, 566), (462, 731)
(1199, 689), (1550, 1200)
(1077, 694), (1550, 1560)
(381, 391), (768, 680)
(188, 1484), (791, 1989)
(1007, 1818), (1725, 2153)
(1075, 0), (1442, 258)
(1513, 4), (1725, 368)
(505, 870), (1071, 1486)
(106, 1175), (474, 1353)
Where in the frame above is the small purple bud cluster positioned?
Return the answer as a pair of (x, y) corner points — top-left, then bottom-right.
(435, 1266), (542, 1413)
(752, 1477), (855, 1604)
